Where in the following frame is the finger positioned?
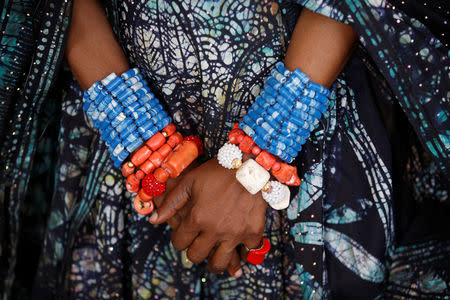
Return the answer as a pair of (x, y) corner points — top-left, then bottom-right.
(166, 214), (181, 229)
(241, 235), (264, 263)
(149, 176), (193, 224)
(226, 250), (243, 278)
(171, 218), (200, 251)
(207, 242), (236, 274)
(186, 233), (217, 264)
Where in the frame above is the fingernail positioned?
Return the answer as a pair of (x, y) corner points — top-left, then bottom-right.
(149, 212), (158, 223)
(233, 268), (242, 278)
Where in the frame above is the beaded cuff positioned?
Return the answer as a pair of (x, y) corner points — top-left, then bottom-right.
(239, 62), (331, 163)
(83, 68), (171, 167)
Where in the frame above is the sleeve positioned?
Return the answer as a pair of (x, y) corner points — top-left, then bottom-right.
(291, 0), (352, 24)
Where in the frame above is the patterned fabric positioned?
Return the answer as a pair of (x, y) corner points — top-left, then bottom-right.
(0, 0), (449, 299)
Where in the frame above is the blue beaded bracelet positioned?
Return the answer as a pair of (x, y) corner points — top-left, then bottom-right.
(239, 62), (331, 163)
(82, 68), (172, 167)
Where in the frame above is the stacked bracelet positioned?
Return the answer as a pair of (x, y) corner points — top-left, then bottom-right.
(83, 68), (171, 167)
(82, 68), (203, 216)
(121, 127), (202, 216)
(239, 62), (330, 163)
(218, 63), (331, 210)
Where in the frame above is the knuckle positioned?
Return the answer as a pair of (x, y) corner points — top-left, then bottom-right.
(187, 250), (204, 264)
(250, 221), (265, 237)
(191, 211), (203, 226)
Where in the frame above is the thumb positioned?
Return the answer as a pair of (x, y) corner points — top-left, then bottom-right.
(149, 175), (192, 224)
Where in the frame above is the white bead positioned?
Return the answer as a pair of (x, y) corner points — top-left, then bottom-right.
(235, 159), (270, 194)
(217, 143), (242, 169)
(262, 181), (290, 210)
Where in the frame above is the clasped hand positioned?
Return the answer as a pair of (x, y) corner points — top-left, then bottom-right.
(149, 158), (268, 277)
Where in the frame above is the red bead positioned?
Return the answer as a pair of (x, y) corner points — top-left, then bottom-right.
(146, 132), (166, 151)
(135, 170), (145, 180)
(133, 195), (154, 215)
(247, 238), (271, 265)
(154, 167), (169, 183)
(138, 189), (153, 202)
(126, 174), (140, 193)
(239, 135), (255, 153)
(271, 162), (281, 171)
(255, 150), (276, 170)
(272, 163), (300, 186)
(167, 132), (183, 148)
(232, 123), (240, 129)
(228, 128), (245, 144)
(149, 151), (164, 168)
(157, 143), (172, 158)
(131, 145), (152, 166)
(162, 123), (176, 136)
(161, 141), (199, 178)
(122, 162), (135, 177)
(251, 146), (261, 156)
(141, 173), (166, 197)
(183, 136), (203, 155)
(140, 160), (155, 174)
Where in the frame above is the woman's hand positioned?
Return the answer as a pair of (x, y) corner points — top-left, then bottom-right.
(149, 158), (268, 277)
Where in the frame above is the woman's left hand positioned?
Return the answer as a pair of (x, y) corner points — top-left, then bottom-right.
(149, 157), (268, 277)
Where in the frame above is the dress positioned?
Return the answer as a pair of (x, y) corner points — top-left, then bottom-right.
(0, 0), (449, 299)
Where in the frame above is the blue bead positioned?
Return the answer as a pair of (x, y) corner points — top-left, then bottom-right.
(239, 123), (255, 137)
(275, 61), (291, 77)
(125, 74), (144, 86)
(273, 103), (290, 118)
(261, 121), (275, 135)
(119, 123), (137, 138)
(279, 87), (297, 103)
(285, 76), (305, 95)
(124, 102), (141, 115)
(111, 112), (127, 128)
(156, 117), (171, 131)
(292, 69), (310, 85)
(122, 132), (140, 148)
(137, 120), (155, 134)
(253, 135), (268, 149)
(129, 80), (144, 93)
(266, 76), (282, 90)
(141, 125), (159, 140)
(104, 76), (123, 92)
(122, 93), (139, 107)
(107, 104), (124, 121)
(243, 115), (253, 127)
(266, 106), (284, 123)
(116, 87), (134, 103)
(276, 95), (293, 111)
(255, 126), (271, 142)
(307, 106), (322, 119)
(276, 135), (294, 147)
(130, 106), (148, 120)
(109, 137), (122, 151)
(115, 117), (133, 133)
(308, 81), (330, 97)
(135, 113), (152, 127)
(286, 146), (297, 157)
(102, 126), (114, 144)
(121, 68), (139, 80)
(270, 68), (287, 84)
(126, 137), (143, 153)
(303, 89), (329, 105)
(264, 84), (279, 98)
(135, 86), (151, 98)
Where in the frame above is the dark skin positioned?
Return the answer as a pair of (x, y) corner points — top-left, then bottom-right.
(67, 0), (357, 278)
